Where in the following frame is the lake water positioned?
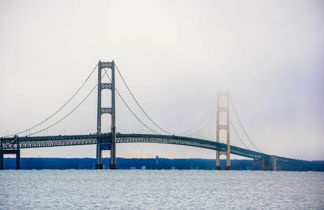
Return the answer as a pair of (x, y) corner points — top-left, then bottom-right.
(1, 170), (323, 209)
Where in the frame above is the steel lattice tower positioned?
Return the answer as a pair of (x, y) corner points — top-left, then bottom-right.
(216, 92), (231, 170)
(96, 60), (116, 169)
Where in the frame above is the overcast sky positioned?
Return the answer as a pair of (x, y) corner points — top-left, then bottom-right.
(0, 0), (323, 160)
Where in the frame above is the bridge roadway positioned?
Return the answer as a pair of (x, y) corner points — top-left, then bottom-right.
(1, 133), (267, 160)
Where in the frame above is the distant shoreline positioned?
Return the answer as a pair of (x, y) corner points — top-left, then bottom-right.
(2, 158), (324, 171)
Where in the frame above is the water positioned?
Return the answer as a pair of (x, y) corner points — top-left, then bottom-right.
(1, 170), (323, 210)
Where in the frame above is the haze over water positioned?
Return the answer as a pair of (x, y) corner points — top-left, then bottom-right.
(1, 0), (323, 160)
(1, 170), (323, 209)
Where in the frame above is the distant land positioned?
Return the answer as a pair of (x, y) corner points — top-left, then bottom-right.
(3, 158), (324, 171)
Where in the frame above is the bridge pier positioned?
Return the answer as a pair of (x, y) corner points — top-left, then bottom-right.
(96, 163), (103, 169)
(109, 141), (116, 169)
(16, 149), (20, 169)
(225, 164), (230, 170)
(96, 145), (103, 169)
(260, 155), (277, 171)
(216, 152), (221, 170)
(0, 149), (20, 169)
(269, 155), (277, 171)
(0, 151), (3, 170)
(260, 159), (265, 170)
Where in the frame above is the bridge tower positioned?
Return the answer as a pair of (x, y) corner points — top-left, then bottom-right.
(216, 92), (231, 170)
(96, 60), (116, 169)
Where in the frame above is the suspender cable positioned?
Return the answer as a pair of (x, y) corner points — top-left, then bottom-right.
(115, 89), (159, 134)
(104, 71), (159, 134)
(4, 63), (98, 137)
(219, 98), (251, 150)
(114, 63), (172, 135)
(229, 121), (250, 150)
(29, 82), (98, 136)
(229, 97), (262, 152)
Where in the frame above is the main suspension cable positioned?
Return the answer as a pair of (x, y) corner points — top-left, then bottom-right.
(219, 98), (251, 150)
(5, 63), (98, 137)
(29, 82), (98, 136)
(104, 71), (159, 134)
(179, 97), (217, 136)
(229, 97), (262, 152)
(114, 62), (172, 135)
(229, 121), (251, 150)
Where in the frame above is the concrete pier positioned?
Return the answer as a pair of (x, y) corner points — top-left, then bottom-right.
(0, 149), (20, 169)
(269, 155), (277, 171)
(0, 151), (3, 170)
(16, 150), (20, 169)
(260, 155), (277, 171)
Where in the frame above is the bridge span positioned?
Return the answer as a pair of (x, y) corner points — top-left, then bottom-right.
(1, 133), (278, 170)
(0, 60), (306, 171)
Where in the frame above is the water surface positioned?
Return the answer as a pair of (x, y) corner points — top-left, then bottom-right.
(1, 170), (323, 209)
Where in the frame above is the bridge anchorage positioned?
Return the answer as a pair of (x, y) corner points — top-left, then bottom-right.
(0, 60), (283, 170)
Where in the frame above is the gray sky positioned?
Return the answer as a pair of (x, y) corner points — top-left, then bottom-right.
(0, 0), (323, 160)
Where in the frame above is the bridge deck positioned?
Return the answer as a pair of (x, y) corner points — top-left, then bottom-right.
(1, 133), (266, 160)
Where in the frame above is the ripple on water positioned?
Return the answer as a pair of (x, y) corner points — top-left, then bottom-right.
(0, 170), (324, 210)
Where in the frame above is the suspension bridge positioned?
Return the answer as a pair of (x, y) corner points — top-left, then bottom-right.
(0, 60), (303, 170)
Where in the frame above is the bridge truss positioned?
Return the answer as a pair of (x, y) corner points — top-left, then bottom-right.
(1, 133), (266, 159)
